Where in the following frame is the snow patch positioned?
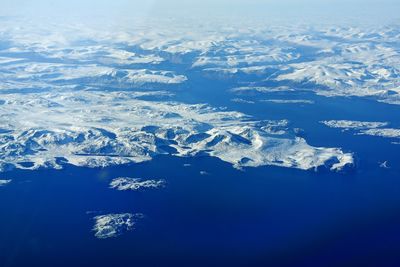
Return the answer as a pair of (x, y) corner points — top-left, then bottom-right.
(93, 213), (144, 239)
(110, 177), (166, 191)
(0, 179), (11, 186)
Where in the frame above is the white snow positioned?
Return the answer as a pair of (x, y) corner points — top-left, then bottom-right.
(321, 120), (400, 139)
(0, 18), (366, 173)
(359, 128), (400, 138)
(321, 120), (389, 130)
(0, 91), (353, 172)
(110, 177), (166, 191)
(261, 99), (314, 104)
(0, 179), (11, 186)
(92, 213), (143, 239)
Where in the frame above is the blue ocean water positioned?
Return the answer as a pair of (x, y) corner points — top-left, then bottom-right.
(1, 91), (400, 266)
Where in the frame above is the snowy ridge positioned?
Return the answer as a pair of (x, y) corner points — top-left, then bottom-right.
(0, 91), (353, 172)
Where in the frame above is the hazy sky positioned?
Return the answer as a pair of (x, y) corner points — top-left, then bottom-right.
(0, 0), (399, 25)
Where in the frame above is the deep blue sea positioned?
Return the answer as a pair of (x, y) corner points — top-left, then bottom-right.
(1, 83), (400, 267)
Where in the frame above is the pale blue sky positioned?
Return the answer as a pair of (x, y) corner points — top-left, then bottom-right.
(0, 0), (399, 24)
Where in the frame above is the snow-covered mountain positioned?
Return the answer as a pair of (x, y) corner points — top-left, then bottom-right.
(2, 17), (399, 173)
(0, 90), (352, 172)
